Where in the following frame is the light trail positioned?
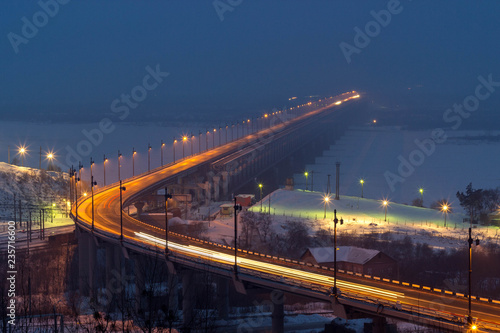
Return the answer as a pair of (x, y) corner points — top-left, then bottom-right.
(135, 232), (404, 302)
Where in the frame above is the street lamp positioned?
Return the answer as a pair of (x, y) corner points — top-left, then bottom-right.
(382, 200), (388, 222)
(213, 128), (216, 147)
(441, 203), (449, 227)
(191, 133), (194, 155)
(323, 195), (330, 219)
(233, 197), (242, 274)
(148, 143), (152, 172)
(173, 137), (177, 162)
(103, 155), (108, 186)
(132, 148), (136, 176)
(161, 140), (165, 166)
(90, 158), (97, 231)
(164, 187), (172, 255)
(18, 146), (27, 167)
(225, 124), (228, 143)
(219, 126), (222, 146)
(119, 180), (126, 240)
(182, 136), (187, 158)
(332, 209), (343, 297)
(46, 152), (55, 169)
(206, 129), (209, 150)
(304, 171), (309, 191)
(467, 217), (480, 328)
(419, 188), (424, 205)
(118, 151), (122, 181)
(360, 179), (364, 198)
(258, 183), (263, 212)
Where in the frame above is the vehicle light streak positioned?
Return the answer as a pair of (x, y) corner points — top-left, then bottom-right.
(135, 232), (404, 301)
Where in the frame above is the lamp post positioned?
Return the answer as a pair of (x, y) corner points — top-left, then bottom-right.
(118, 151), (122, 181)
(233, 197), (242, 274)
(182, 136), (187, 158)
(258, 183), (263, 212)
(148, 143), (152, 171)
(161, 140), (165, 166)
(191, 133), (194, 155)
(382, 200), (388, 222)
(46, 152), (54, 170)
(213, 128), (216, 147)
(324, 196), (330, 219)
(173, 137), (177, 162)
(206, 130), (209, 150)
(304, 171), (309, 191)
(76, 162), (83, 222)
(119, 180), (126, 240)
(90, 158), (97, 231)
(332, 209), (343, 297)
(419, 188), (424, 205)
(467, 218), (480, 331)
(103, 155), (108, 186)
(441, 203), (449, 227)
(219, 126), (222, 146)
(19, 146), (26, 167)
(164, 187), (172, 255)
(225, 124), (228, 143)
(360, 179), (364, 198)
(132, 148), (136, 176)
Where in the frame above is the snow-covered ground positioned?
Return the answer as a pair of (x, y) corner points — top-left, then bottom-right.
(203, 189), (500, 250)
(293, 126), (500, 209)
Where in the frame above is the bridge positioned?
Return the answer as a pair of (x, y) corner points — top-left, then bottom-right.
(72, 92), (500, 333)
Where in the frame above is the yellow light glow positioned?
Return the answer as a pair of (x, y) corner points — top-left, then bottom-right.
(83, 192), (88, 197)
(382, 200), (388, 206)
(183, 136), (187, 141)
(334, 101), (342, 105)
(264, 114), (268, 118)
(304, 172), (308, 177)
(47, 153), (54, 159)
(19, 147), (26, 154)
(360, 179), (364, 184)
(373, 119), (377, 124)
(324, 196), (330, 203)
(258, 184), (263, 188)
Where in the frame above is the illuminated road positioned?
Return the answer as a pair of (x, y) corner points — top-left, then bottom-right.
(73, 92), (500, 332)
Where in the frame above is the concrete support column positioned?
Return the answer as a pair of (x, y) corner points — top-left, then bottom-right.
(204, 181), (212, 203)
(88, 235), (97, 301)
(271, 290), (284, 333)
(221, 171), (229, 198)
(212, 176), (220, 201)
(78, 231), (90, 297)
(182, 271), (195, 330)
(217, 277), (229, 320)
(167, 273), (179, 313)
(134, 202), (145, 216)
(372, 316), (387, 333)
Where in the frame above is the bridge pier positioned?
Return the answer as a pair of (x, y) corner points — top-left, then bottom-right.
(78, 230), (90, 297)
(182, 270), (195, 330)
(271, 290), (284, 333)
(372, 316), (387, 333)
(217, 277), (229, 320)
(104, 243), (122, 310)
(134, 254), (146, 313)
(88, 234), (97, 301)
(212, 176), (220, 201)
(134, 202), (145, 216)
(221, 171), (229, 199)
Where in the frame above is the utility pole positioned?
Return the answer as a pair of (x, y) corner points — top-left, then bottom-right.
(233, 197), (242, 274)
(335, 162), (340, 200)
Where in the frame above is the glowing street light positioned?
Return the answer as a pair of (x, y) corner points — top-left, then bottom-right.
(382, 200), (388, 222)
(360, 179), (364, 198)
(18, 146), (27, 166)
(103, 155), (108, 186)
(419, 188), (424, 204)
(118, 151), (122, 181)
(182, 136), (188, 158)
(90, 157), (97, 230)
(304, 171), (309, 191)
(119, 180), (126, 240)
(213, 128), (216, 147)
(323, 195), (330, 219)
(132, 148), (136, 176)
(161, 140), (165, 166)
(173, 137), (177, 162)
(441, 203), (449, 227)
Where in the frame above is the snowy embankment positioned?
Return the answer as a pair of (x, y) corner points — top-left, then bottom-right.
(237, 189), (499, 250)
(0, 162), (71, 225)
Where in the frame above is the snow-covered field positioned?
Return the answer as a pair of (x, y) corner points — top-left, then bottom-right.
(203, 189), (500, 250)
(293, 126), (500, 209)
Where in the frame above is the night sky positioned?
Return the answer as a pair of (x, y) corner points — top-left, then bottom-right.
(2, 1), (500, 123)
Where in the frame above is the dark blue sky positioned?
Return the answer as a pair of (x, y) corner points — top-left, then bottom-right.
(2, 1), (500, 123)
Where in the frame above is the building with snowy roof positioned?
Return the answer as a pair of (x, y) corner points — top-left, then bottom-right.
(300, 246), (397, 278)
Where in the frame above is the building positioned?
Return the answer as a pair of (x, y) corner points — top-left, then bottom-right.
(300, 246), (398, 278)
(235, 194), (255, 207)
